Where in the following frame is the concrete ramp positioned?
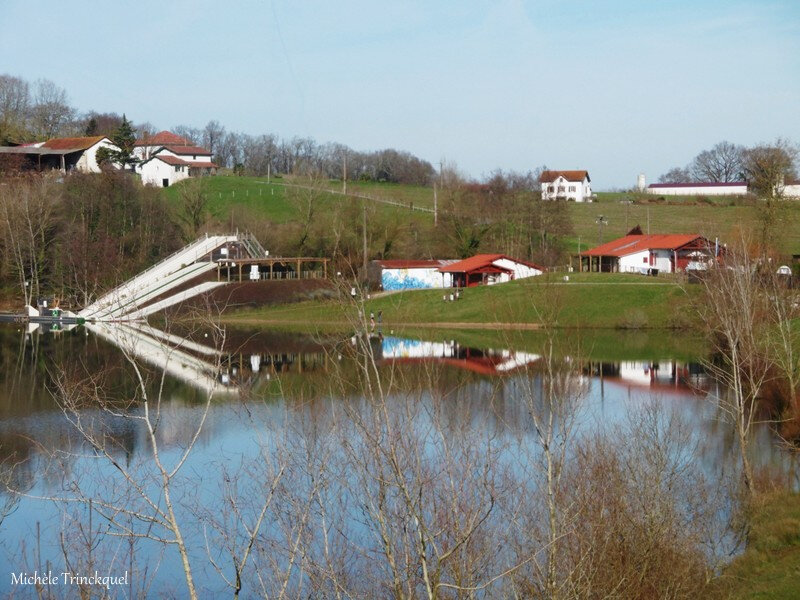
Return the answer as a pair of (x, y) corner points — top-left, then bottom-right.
(80, 234), (237, 321)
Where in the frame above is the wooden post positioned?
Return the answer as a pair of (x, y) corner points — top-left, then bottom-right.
(297, 259), (301, 279)
(238, 263), (242, 282)
(323, 259), (327, 279)
(433, 183), (438, 227)
(269, 261), (273, 280)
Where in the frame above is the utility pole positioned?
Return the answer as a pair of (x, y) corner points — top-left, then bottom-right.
(267, 162), (271, 184)
(362, 202), (368, 279)
(596, 215), (608, 246)
(343, 152), (347, 196)
(433, 183), (438, 226)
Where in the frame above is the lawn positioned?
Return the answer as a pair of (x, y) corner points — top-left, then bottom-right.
(715, 492), (800, 599)
(162, 177), (800, 257)
(162, 175), (430, 225)
(225, 273), (700, 330)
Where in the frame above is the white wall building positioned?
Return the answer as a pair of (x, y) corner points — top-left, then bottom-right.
(646, 181), (748, 196)
(134, 130), (217, 187)
(372, 260), (456, 290)
(539, 170), (592, 202)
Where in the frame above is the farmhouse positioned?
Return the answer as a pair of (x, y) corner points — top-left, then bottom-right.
(438, 254), (544, 288)
(134, 130), (217, 187)
(580, 233), (716, 274)
(0, 136), (120, 173)
(369, 260), (457, 290)
(539, 170), (593, 202)
(646, 181), (748, 196)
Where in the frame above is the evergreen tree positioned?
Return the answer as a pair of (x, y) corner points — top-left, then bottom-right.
(109, 114), (138, 169)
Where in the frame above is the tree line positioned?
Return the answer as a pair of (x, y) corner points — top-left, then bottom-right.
(0, 73), (436, 185)
(658, 139), (798, 197)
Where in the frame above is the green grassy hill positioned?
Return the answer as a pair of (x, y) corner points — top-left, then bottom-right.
(162, 177), (800, 256)
(225, 273), (700, 330)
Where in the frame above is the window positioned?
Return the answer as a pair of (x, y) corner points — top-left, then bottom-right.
(193, 155), (197, 160)
(548, 185), (554, 192)
(643, 256), (648, 263)
(569, 185), (576, 192)
(175, 165), (180, 172)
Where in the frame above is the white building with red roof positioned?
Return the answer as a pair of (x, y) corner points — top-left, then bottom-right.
(438, 254), (544, 287)
(134, 130), (217, 187)
(539, 170), (593, 202)
(580, 233), (716, 273)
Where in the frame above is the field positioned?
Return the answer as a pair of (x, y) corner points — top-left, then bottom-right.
(224, 272), (700, 330)
(161, 177), (800, 256)
(714, 492), (800, 599)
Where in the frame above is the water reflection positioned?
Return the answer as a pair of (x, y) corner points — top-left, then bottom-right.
(0, 323), (796, 596)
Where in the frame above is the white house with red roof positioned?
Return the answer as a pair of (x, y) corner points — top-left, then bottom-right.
(133, 130), (217, 187)
(438, 254), (544, 287)
(539, 170), (593, 202)
(580, 233), (716, 273)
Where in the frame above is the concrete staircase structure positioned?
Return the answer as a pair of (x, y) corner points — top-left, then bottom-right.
(79, 233), (258, 322)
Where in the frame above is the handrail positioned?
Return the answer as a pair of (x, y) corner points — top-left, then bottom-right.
(82, 234), (237, 315)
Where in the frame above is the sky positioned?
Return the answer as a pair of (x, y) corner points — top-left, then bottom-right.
(1, 0), (798, 189)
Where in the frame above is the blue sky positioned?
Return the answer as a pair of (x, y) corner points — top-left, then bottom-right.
(1, 0), (798, 189)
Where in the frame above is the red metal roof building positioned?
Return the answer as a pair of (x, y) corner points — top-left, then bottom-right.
(438, 254), (544, 287)
(580, 234), (715, 273)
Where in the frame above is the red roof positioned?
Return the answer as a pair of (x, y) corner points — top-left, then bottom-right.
(581, 234), (708, 257)
(162, 144), (212, 156)
(189, 161), (217, 168)
(438, 254), (544, 273)
(648, 181), (746, 189)
(154, 155), (190, 166)
(539, 170), (590, 183)
(135, 130), (193, 146)
(41, 136), (107, 151)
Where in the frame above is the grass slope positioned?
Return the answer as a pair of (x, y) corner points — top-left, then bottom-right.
(716, 492), (800, 599)
(226, 273), (699, 330)
(165, 177), (800, 256)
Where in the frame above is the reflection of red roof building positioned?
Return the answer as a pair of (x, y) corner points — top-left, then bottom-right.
(438, 254), (544, 287)
(588, 361), (709, 396)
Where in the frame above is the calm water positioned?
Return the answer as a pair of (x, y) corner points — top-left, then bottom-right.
(0, 323), (794, 597)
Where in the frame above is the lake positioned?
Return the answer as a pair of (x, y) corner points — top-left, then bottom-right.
(0, 322), (794, 597)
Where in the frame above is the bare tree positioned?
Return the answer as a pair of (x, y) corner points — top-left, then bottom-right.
(742, 138), (799, 198)
(694, 239), (774, 496)
(691, 141), (745, 183)
(29, 78), (76, 139)
(0, 74), (31, 143)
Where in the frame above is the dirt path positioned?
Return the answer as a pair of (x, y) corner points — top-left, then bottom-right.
(225, 318), (543, 330)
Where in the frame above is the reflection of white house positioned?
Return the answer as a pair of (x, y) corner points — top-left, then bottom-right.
(540, 170), (592, 202)
(0, 135), (120, 173)
(134, 130), (217, 187)
(371, 260), (456, 291)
